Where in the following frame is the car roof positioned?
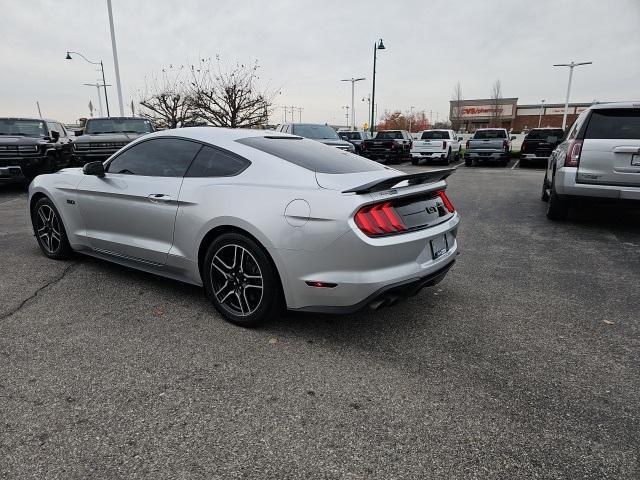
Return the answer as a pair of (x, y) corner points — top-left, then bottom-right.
(142, 126), (296, 143)
(86, 116), (149, 121)
(0, 117), (58, 122)
(589, 101), (640, 110)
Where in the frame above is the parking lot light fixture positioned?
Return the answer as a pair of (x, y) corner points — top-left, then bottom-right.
(341, 77), (366, 131)
(553, 61), (592, 130)
(66, 51), (111, 117)
(538, 99), (545, 127)
(370, 38), (385, 135)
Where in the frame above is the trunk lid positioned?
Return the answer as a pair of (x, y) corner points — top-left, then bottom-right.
(577, 108), (640, 187)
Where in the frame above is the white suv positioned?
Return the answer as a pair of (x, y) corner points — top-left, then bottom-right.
(542, 102), (640, 219)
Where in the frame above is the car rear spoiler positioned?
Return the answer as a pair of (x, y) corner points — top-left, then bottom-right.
(342, 168), (455, 194)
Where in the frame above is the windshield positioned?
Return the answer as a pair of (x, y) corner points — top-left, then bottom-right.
(473, 129), (507, 139)
(420, 131), (449, 140)
(526, 129), (564, 141)
(376, 131), (403, 140)
(339, 132), (363, 140)
(84, 118), (154, 135)
(0, 119), (48, 137)
(236, 136), (385, 174)
(292, 124), (339, 140)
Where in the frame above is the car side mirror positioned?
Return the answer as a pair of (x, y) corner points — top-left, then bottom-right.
(457, 137), (463, 141)
(75, 130), (83, 136)
(83, 161), (105, 177)
(51, 130), (60, 142)
(510, 136), (516, 141)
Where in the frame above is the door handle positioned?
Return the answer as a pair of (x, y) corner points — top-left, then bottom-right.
(148, 194), (173, 204)
(612, 146), (640, 154)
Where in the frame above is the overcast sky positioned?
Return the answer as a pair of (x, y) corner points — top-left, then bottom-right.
(1, 0), (638, 125)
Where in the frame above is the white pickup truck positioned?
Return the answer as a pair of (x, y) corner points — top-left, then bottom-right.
(411, 129), (462, 165)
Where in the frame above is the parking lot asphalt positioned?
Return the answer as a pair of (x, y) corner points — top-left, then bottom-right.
(1, 164), (639, 479)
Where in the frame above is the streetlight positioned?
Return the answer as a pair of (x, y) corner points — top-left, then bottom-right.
(553, 61), (592, 130)
(66, 51), (110, 117)
(538, 99), (545, 128)
(106, 0), (125, 116)
(341, 77), (365, 131)
(342, 105), (350, 127)
(370, 38), (385, 134)
(84, 81), (111, 117)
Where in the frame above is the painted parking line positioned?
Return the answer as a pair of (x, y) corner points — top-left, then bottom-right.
(511, 160), (520, 170)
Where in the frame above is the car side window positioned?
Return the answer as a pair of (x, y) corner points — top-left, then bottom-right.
(567, 111), (588, 140)
(106, 138), (202, 177)
(56, 123), (67, 138)
(185, 145), (250, 177)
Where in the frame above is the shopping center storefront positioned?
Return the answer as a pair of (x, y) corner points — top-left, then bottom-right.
(450, 98), (593, 132)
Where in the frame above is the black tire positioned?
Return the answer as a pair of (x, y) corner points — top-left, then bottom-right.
(499, 158), (509, 167)
(520, 158), (529, 168)
(203, 233), (282, 327)
(411, 158), (419, 166)
(443, 149), (452, 165)
(541, 174), (550, 202)
(464, 157), (472, 167)
(546, 174), (569, 220)
(31, 197), (73, 259)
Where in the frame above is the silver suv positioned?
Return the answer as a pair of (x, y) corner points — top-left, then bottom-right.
(542, 102), (640, 219)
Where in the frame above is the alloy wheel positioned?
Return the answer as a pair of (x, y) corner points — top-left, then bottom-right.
(209, 244), (264, 317)
(36, 204), (61, 254)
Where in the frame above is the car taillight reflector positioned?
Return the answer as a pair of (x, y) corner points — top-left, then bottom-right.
(442, 141), (447, 149)
(565, 139), (583, 167)
(436, 190), (455, 213)
(503, 139), (509, 151)
(466, 140), (470, 149)
(354, 202), (407, 236)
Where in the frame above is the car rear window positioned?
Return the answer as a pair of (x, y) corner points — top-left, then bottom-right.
(376, 131), (403, 139)
(526, 129), (564, 140)
(236, 136), (386, 174)
(473, 130), (507, 139)
(584, 109), (640, 139)
(420, 131), (449, 140)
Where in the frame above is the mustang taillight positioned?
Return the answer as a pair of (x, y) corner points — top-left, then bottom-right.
(355, 202), (406, 236)
(565, 139), (583, 167)
(354, 191), (455, 237)
(437, 190), (455, 213)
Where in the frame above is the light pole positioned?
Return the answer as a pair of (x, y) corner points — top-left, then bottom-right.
(342, 105), (350, 128)
(66, 51), (110, 116)
(538, 99), (545, 128)
(84, 81), (111, 117)
(106, 0), (125, 116)
(370, 39), (385, 134)
(341, 77), (365, 131)
(553, 61), (592, 130)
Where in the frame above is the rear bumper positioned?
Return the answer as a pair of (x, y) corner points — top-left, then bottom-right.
(361, 151), (402, 161)
(465, 151), (509, 161)
(411, 150), (447, 158)
(280, 212), (460, 311)
(555, 167), (640, 200)
(521, 154), (549, 161)
(0, 165), (27, 184)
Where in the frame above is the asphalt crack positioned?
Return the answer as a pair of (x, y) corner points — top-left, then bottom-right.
(0, 261), (79, 322)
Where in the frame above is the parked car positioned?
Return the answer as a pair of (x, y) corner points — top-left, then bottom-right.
(464, 128), (515, 167)
(0, 117), (74, 184)
(520, 128), (565, 167)
(72, 117), (155, 165)
(360, 130), (413, 164)
(338, 130), (371, 154)
(29, 128), (459, 326)
(542, 102), (640, 219)
(411, 129), (462, 165)
(275, 123), (355, 152)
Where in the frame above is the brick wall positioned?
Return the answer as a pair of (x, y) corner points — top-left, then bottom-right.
(511, 113), (579, 132)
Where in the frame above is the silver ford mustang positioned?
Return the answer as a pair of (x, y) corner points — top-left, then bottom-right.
(28, 128), (460, 326)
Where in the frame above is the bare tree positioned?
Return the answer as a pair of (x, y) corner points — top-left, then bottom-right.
(138, 65), (197, 129)
(450, 81), (464, 131)
(189, 57), (276, 128)
(489, 79), (503, 127)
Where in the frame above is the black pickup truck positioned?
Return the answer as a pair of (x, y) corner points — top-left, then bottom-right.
(519, 128), (565, 167)
(360, 130), (412, 164)
(0, 117), (74, 184)
(72, 117), (155, 164)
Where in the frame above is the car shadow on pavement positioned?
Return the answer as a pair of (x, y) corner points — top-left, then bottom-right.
(563, 203), (640, 236)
